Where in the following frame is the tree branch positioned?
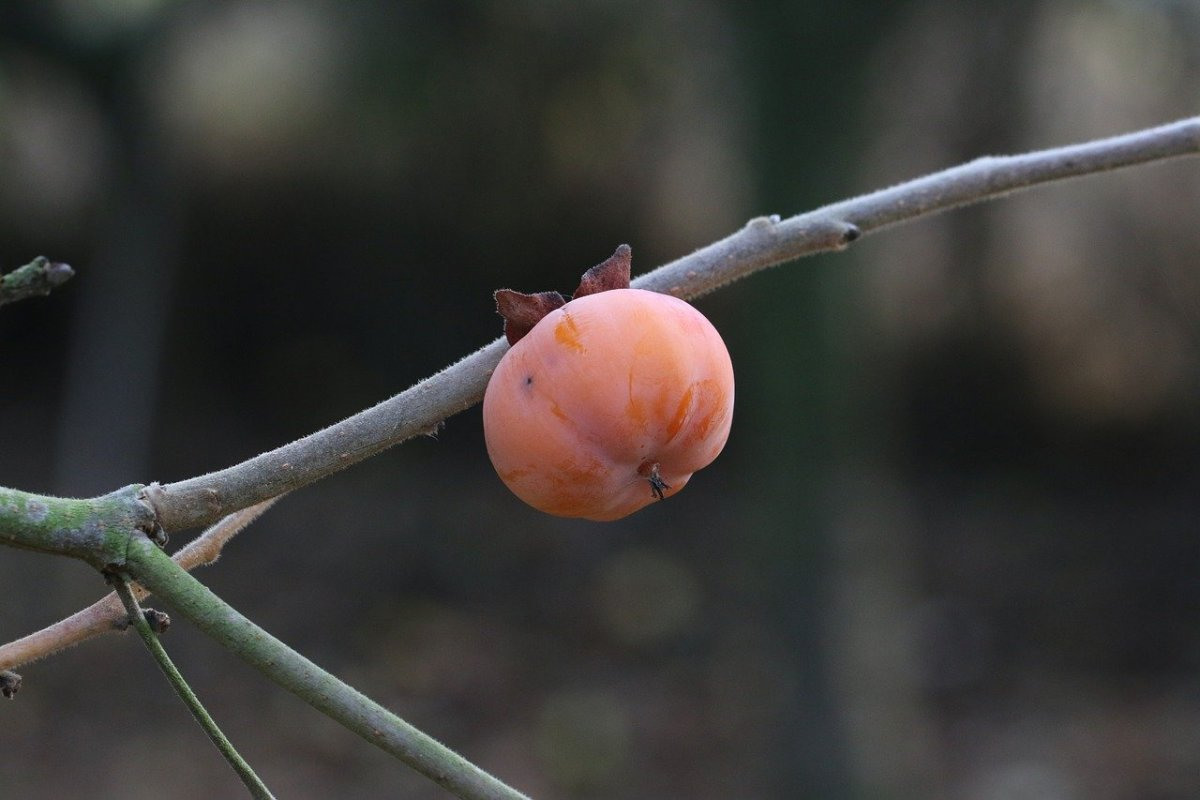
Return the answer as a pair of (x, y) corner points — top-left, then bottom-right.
(2, 116), (1196, 800)
(0, 498), (278, 672)
(0, 485), (161, 569)
(145, 115), (1200, 533)
(0, 256), (74, 307)
(110, 576), (277, 800)
(122, 534), (531, 800)
(1, 490), (528, 799)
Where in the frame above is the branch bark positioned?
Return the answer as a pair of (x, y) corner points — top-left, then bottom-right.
(0, 498), (278, 671)
(144, 115), (1200, 533)
(1, 494), (529, 798)
(0, 485), (159, 570)
(122, 534), (531, 800)
(110, 576), (277, 800)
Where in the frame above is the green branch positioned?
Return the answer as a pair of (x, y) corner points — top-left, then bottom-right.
(0, 488), (524, 798)
(0, 499), (279, 672)
(122, 534), (531, 800)
(0, 256), (74, 307)
(0, 485), (161, 570)
(109, 577), (276, 800)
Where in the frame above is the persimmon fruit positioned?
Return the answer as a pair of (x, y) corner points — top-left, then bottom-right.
(483, 245), (734, 521)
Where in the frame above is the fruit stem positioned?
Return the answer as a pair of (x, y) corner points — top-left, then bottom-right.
(640, 462), (671, 500)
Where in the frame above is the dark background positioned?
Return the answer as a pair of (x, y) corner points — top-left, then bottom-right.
(2, 2), (1199, 798)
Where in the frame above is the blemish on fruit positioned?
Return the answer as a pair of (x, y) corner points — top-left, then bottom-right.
(665, 385), (695, 442)
(554, 312), (584, 353)
(625, 372), (647, 428)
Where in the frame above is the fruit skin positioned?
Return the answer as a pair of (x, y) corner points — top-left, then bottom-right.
(483, 288), (734, 521)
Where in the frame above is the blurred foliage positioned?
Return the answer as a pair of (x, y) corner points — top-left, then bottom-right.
(2, 1), (1200, 798)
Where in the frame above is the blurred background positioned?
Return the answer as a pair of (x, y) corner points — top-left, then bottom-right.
(1, 1), (1198, 798)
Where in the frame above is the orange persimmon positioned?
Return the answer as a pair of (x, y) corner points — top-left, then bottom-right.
(483, 246), (734, 521)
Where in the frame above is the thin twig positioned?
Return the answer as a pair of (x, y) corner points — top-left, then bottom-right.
(124, 536), (532, 800)
(169, 496), (281, 569)
(0, 256), (74, 307)
(0, 498), (278, 671)
(110, 577), (277, 800)
(145, 116), (1200, 533)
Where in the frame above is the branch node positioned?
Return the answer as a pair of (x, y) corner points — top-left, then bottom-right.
(745, 214), (781, 232)
(150, 523), (168, 548)
(1, 670), (22, 699)
(134, 502), (169, 548)
(112, 607), (169, 634)
(142, 608), (171, 634)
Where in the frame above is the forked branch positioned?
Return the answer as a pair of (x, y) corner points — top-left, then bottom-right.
(122, 535), (530, 800)
(0, 499), (279, 672)
(1, 115), (1197, 800)
(110, 576), (277, 799)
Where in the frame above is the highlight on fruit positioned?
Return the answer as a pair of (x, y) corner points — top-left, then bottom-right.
(482, 245), (734, 521)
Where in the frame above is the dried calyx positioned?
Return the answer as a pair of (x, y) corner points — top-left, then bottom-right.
(494, 244), (632, 345)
